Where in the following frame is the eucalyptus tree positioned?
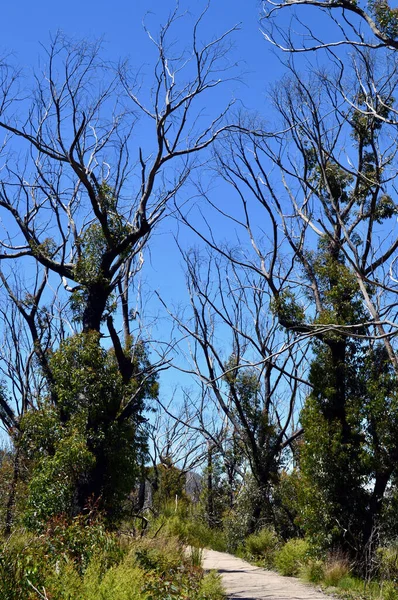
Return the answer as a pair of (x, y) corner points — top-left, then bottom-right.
(0, 7), (238, 420)
(262, 0), (398, 52)
(0, 7), (240, 525)
(188, 49), (398, 553)
(163, 247), (306, 531)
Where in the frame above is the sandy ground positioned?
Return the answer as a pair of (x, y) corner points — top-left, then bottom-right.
(202, 549), (331, 600)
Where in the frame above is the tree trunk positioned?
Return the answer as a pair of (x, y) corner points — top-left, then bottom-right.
(82, 283), (111, 333)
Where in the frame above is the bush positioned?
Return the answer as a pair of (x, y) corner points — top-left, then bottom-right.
(245, 527), (280, 567)
(0, 530), (224, 600)
(150, 512), (226, 552)
(378, 545), (398, 582)
(43, 512), (122, 574)
(382, 581), (398, 600)
(323, 554), (350, 587)
(0, 533), (47, 600)
(299, 559), (325, 583)
(223, 510), (250, 553)
(46, 553), (147, 600)
(199, 570), (224, 600)
(274, 539), (310, 576)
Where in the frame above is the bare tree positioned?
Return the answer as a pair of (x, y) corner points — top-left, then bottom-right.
(162, 247), (306, 529)
(262, 0), (398, 52)
(0, 8), (239, 429)
(182, 52), (398, 548)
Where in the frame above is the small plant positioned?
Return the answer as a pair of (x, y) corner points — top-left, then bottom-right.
(378, 545), (398, 582)
(0, 533), (47, 600)
(382, 580), (398, 600)
(223, 511), (250, 553)
(274, 538), (310, 576)
(245, 527), (280, 568)
(199, 570), (224, 600)
(300, 558), (325, 583)
(323, 553), (350, 587)
(190, 546), (204, 568)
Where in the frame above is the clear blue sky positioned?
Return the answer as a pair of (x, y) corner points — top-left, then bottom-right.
(0, 1), (283, 316)
(0, 0), (323, 440)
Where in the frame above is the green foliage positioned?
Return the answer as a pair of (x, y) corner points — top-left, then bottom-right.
(274, 538), (310, 576)
(272, 468), (304, 540)
(24, 429), (95, 527)
(299, 559), (325, 583)
(382, 581), (398, 600)
(0, 527), (223, 600)
(245, 527), (280, 567)
(189, 546), (204, 568)
(19, 331), (157, 528)
(199, 570), (224, 600)
(149, 459), (189, 512)
(0, 533), (45, 600)
(43, 512), (122, 573)
(74, 183), (132, 287)
(323, 554), (351, 587)
(149, 509), (227, 552)
(0, 448), (13, 528)
(270, 289), (305, 326)
(368, 0), (398, 38)
(311, 250), (365, 329)
(378, 545), (398, 583)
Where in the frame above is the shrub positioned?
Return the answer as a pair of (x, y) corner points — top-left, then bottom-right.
(190, 546), (204, 567)
(0, 533), (47, 600)
(300, 559), (325, 583)
(378, 545), (398, 582)
(199, 570), (224, 600)
(42, 512), (122, 574)
(382, 581), (398, 600)
(274, 539), (310, 576)
(0, 530), (224, 600)
(150, 512), (226, 552)
(245, 527), (280, 567)
(223, 510), (250, 553)
(323, 554), (350, 587)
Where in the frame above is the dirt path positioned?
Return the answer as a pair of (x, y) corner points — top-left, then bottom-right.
(202, 549), (330, 600)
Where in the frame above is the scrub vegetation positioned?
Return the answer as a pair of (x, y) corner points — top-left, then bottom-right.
(2, 0), (398, 598)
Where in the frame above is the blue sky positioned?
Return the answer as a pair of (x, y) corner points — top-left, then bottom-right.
(0, 2), (282, 316)
(0, 1), (324, 440)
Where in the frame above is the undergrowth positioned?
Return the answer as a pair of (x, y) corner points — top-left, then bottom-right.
(0, 518), (224, 600)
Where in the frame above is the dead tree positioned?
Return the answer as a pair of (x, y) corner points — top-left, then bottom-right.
(0, 8), (239, 429)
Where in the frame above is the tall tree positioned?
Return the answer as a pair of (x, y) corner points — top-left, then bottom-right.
(180, 49), (398, 552)
(0, 7), (239, 525)
(165, 249), (305, 531)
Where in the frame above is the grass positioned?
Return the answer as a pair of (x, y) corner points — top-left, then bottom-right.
(0, 528), (225, 600)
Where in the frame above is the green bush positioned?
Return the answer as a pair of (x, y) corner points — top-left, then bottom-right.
(378, 545), (398, 582)
(150, 512), (226, 551)
(382, 581), (398, 600)
(274, 538), (310, 576)
(223, 511), (250, 553)
(299, 559), (325, 583)
(245, 527), (280, 567)
(46, 553), (147, 600)
(43, 512), (122, 574)
(0, 533), (47, 600)
(199, 570), (224, 600)
(190, 546), (204, 567)
(0, 530), (224, 600)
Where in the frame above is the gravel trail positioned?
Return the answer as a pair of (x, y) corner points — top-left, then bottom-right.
(202, 549), (331, 600)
